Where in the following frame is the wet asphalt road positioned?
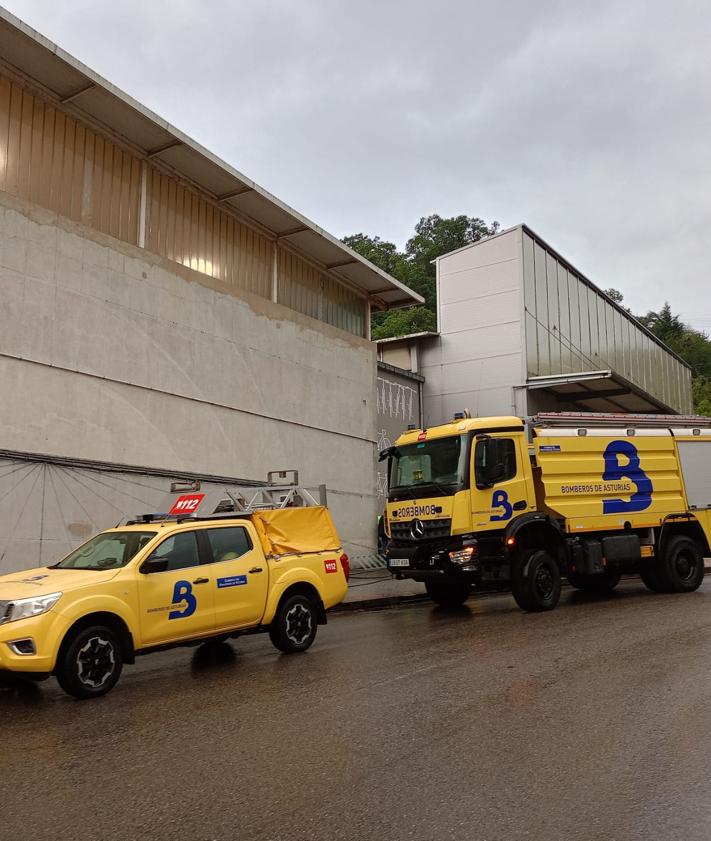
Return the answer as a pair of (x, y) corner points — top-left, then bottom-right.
(3, 580), (711, 841)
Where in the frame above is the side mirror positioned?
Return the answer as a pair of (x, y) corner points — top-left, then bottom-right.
(140, 556), (168, 574)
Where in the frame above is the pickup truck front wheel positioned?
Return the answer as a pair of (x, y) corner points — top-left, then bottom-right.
(269, 594), (318, 653)
(56, 625), (124, 700)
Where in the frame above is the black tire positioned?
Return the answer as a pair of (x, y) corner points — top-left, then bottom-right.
(659, 536), (705, 593)
(55, 625), (123, 700)
(425, 578), (471, 607)
(512, 549), (561, 612)
(567, 568), (621, 594)
(640, 562), (666, 593)
(269, 593), (318, 653)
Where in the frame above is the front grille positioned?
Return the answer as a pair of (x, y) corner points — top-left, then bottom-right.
(390, 518), (452, 542)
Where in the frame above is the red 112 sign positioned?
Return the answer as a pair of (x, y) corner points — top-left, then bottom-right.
(169, 493), (205, 515)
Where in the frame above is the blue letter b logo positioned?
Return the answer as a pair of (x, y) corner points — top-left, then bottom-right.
(169, 580), (197, 619)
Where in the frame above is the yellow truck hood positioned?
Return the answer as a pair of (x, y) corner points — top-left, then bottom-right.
(0, 566), (120, 600)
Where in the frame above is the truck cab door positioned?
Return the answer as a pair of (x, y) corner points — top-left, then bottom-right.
(471, 434), (533, 529)
(138, 530), (215, 646)
(203, 525), (270, 630)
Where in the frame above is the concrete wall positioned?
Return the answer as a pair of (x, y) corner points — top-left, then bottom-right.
(420, 228), (524, 426)
(0, 192), (379, 571)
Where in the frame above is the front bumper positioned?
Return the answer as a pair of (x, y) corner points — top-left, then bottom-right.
(0, 611), (65, 673)
(385, 540), (479, 580)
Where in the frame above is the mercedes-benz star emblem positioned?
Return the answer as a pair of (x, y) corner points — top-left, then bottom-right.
(410, 518), (426, 540)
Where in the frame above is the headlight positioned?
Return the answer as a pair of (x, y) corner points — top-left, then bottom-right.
(0, 592), (62, 625)
(448, 546), (477, 565)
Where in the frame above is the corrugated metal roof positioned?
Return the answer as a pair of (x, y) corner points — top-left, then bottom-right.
(0, 8), (423, 310)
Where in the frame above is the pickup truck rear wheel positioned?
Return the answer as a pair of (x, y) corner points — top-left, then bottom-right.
(512, 549), (561, 612)
(56, 625), (123, 700)
(425, 579), (471, 607)
(269, 594), (318, 653)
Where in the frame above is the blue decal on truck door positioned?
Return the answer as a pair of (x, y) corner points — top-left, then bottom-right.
(602, 440), (653, 514)
(490, 489), (513, 521)
(168, 580), (197, 619)
(217, 575), (247, 588)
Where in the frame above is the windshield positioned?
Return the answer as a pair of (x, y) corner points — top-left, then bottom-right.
(389, 435), (469, 496)
(53, 531), (156, 571)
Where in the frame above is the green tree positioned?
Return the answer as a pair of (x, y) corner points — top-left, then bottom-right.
(344, 214), (499, 340)
(640, 302), (711, 415)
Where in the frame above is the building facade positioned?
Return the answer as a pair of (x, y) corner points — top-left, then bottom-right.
(387, 225), (691, 427)
(0, 11), (421, 572)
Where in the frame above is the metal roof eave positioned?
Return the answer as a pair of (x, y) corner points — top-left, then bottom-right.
(0, 8), (423, 310)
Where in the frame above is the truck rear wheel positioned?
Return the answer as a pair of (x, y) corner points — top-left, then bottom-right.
(269, 593), (318, 653)
(640, 562), (665, 593)
(56, 625), (123, 700)
(567, 568), (621, 594)
(659, 536), (705, 593)
(512, 550), (561, 612)
(425, 578), (471, 608)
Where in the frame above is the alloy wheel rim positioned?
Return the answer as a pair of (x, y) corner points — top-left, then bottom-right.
(76, 636), (116, 688)
(285, 604), (312, 645)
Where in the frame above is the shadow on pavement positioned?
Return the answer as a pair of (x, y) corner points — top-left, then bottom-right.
(0, 675), (46, 707)
(190, 640), (238, 674)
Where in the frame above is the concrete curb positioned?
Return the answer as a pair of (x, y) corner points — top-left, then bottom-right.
(333, 592), (430, 613)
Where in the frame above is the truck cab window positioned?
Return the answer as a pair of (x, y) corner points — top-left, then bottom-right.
(206, 527), (252, 563)
(146, 532), (200, 572)
(475, 438), (517, 487)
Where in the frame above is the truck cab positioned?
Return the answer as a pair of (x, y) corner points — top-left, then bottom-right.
(384, 415), (536, 605)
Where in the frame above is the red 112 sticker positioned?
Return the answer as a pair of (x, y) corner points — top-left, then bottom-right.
(169, 494), (205, 515)
(324, 559), (338, 574)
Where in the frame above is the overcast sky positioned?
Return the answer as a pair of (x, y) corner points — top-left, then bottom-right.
(4, 0), (711, 329)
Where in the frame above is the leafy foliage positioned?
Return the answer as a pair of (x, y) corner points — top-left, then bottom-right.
(344, 214), (499, 340)
(634, 300), (711, 415)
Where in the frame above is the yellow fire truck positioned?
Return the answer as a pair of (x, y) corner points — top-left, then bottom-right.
(382, 412), (711, 611)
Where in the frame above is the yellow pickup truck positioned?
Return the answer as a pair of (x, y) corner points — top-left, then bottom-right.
(0, 490), (349, 699)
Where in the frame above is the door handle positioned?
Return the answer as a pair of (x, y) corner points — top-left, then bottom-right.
(513, 500), (527, 511)
(192, 577), (210, 584)
(249, 567), (263, 574)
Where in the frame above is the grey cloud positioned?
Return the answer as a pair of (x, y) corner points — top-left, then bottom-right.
(4, 0), (711, 329)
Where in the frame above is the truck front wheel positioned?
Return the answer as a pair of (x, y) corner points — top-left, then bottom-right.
(269, 593), (318, 653)
(512, 550), (561, 612)
(425, 578), (471, 607)
(55, 625), (124, 700)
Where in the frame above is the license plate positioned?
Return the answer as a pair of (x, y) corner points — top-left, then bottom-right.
(388, 558), (409, 567)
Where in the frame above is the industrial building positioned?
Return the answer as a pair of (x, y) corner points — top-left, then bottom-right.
(0, 10), (422, 572)
(378, 225), (692, 426)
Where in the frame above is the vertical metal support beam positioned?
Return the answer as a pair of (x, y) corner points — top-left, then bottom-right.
(318, 484), (328, 506)
(364, 298), (371, 340)
(271, 240), (278, 303)
(138, 161), (148, 248)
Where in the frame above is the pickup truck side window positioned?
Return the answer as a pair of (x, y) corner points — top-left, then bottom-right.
(206, 527), (253, 563)
(146, 531), (200, 572)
